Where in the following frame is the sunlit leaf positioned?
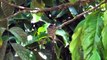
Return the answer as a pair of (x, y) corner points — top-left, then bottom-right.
(88, 50), (101, 60)
(33, 23), (49, 42)
(69, 20), (85, 60)
(103, 11), (107, 26)
(101, 25), (107, 60)
(70, 11), (103, 60)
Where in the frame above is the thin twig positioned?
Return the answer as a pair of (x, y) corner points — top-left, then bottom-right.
(1, 0), (78, 13)
(57, 0), (105, 29)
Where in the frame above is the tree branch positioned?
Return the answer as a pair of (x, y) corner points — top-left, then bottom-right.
(1, 0), (78, 13)
(57, 0), (105, 29)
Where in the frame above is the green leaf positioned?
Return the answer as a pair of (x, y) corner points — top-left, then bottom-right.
(30, 0), (45, 23)
(1, 0), (14, 17)
(43, 0), (54, 7)
(56, 10), (67, 18)
(9, 27), (27, 45)
(69, 20), (85, 60)
(70, 11), (103, 60)
(33, 23), (49, 42)
(11, 43), (36, 60)
(56, 29), (69, 46)
(69, 0), (77, 3)
(0, 27), (5, 48)
(13, 0), (26, 5)
(5, 52), (14, 60)
(31, 13), (42, 23)
(69, 6), (78, 16)
(30, 0), (45, 9)
(103, 11), (107, 26)
(0, 27), (6, 36)
(101, 25), (107, 60)
(88, 50), (101, 60)
(81, 11), (103, 59)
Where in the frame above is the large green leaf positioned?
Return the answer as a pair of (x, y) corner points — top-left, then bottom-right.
(11, 43), (36, 60)
(9, 27), (27, 45)
(70, 11), (103, 60)
(69, 20), (85, 60)
(88, 50), (101, 60)
(81, 11), (102, 60)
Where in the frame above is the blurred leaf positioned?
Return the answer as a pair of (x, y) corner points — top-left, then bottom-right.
(88, 50), (101, 60)
(11, 43), (36, 60)
(69, 0), (77, 3)
(31, 13), (42, 23)
(56, 29), (69, 46)
(30, 0), (45, 9)
(0, 27), (6, 36)
(0, 7), (5, 19)
(9, 27), (27, 45)
(0, 37), (3, 48)
(0, 27), (5, 48)
(69, 20), (85, 60)
(69, 11), (103, 60)
(5, 52), (14, 60)
(0, 41), (7, 60)
(43, 0), (54, 7)
(37, 23), (49, 34)
(81, 11), (102, 60)
(0, 19), (7, 28)
(101, 25), (107, 60)
(56, 10), (67, 18)
(30, 0), (45, 23)
(34, 23), (49, 42)
(13, 0), (26, 5)
(103, 10), (107, 26)
(69, 6), (78, 16)
(1, 0), (14, 17)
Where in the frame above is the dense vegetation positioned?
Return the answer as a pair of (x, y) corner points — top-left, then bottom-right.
(0, 0), (107, 60)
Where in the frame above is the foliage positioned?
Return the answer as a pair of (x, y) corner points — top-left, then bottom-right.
(0, 0), (107, 60)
